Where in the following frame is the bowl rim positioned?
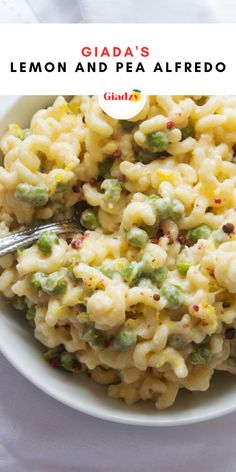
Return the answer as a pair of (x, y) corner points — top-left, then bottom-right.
(0, 95), (236, 427)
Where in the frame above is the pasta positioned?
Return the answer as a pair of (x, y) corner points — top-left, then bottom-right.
(1, 95), (236, 410)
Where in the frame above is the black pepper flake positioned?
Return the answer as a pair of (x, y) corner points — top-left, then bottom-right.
(222, 223), (234, 234)
(82, 116), (86, 124)
(153, 294), (160, 301)
(157, 228), (164, 238)
(223, 302), (231, 308)
(225, 327), (236, 340)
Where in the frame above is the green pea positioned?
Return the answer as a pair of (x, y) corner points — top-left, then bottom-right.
(30, 272), (47, 291)
(138, 149), (157, 164)
(188, 224), (212, 243)
(126, 227), (149, 248)
(67, 266), (79, 282)
(152, 197), (172, 220)
(99, 157), (113, 178)
(44, 346), (62, 362)
(66, 255), (80, 281)
(80, 208), (98, 230)
(15, 183), (49, 207)
(169, 199), (185, 220)
(26, 306), (36, 321)
(60, 351), (77, 372)
(160, 284), (184, 310)
(138, 277), (156, 290)
(55, 182), (69, 193)
(11, 296), (27, 311)
(146, 131), (169, 152)
(37, 231), (59, 255)
(66, 255), (81, 282)
(121, 262), (140, 285)
(181, 122), (195, 140)
(147, 194), (162, 217)
(177, 259), (191, 275)
(41, 272), (67, 295)
(138, 148), (171, 163)
(98, 265), (115, 279)
(65, 254), (80, 266)
(168, 334), (188, 350)
(101, 179), (122, 203)
(82, 325), (105, 349)
(211, 229), (227, 246)
(123, 261), (167, 288)
(189, 346), (211, 365)
(153, 196), (184, 221)
(150, 266), (168, 285)
(120, 120), (137, 132)
(52, 199), (65, 215)
(176, 247), (193, 275)
(114, 328), (137, 351)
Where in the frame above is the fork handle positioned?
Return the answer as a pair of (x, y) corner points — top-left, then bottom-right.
(0, 220), (78, 257)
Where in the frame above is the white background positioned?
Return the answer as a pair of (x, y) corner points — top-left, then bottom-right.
(2, 0), (236, 24)
(1, 1), (236, 471)
(1, 352), (236, 472)
(0, 24), (234, 95)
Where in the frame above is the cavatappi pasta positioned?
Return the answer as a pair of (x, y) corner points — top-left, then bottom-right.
(1, 95), (236, 410)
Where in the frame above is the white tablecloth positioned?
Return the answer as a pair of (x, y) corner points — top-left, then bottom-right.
(1, 350), (236, 472)
(1, 1), (236, 470)
(1, 0), (236, 23)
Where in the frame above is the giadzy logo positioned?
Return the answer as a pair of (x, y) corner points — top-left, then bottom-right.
(104, 89), (142, 102)
(99, 89), (146, 119)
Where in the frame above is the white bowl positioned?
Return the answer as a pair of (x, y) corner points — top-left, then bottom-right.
(0, 96), (236, 427)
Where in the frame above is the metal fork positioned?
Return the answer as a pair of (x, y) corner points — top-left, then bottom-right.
(0, 204), (85, 257)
